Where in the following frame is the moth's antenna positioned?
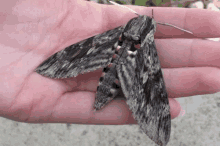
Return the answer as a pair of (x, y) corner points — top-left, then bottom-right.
(152, 9), (193, 34)
(108, 0), (139, 16)
(109, 1), (193, 34)
(157, 22), (193, 34)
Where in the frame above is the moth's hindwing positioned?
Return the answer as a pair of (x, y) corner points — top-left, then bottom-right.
(116, 16), (171, 146)
(36, 26), (123, 78)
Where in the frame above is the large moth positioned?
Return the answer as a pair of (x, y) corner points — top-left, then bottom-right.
(35, 3), (190, 145)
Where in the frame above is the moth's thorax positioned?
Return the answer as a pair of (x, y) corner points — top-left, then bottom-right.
(122, 15), (156, 43)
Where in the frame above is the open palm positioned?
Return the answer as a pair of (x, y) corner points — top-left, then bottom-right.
(0, 0), (220, 124)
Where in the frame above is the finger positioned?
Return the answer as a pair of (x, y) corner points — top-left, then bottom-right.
(155, 39), (220, 68)
(90, 97), (181, 124)
(71, 66), (220, 100)
(42, 94), (181, 124)
(103, 4), (220, 38)
(70, 64), (220, 101)
(153, 8), (220, 38)
(127, 6), (220, 38)
(163, 67), (220, 98)
(121, 6), (220, 38)
(8, 90), (180, 124)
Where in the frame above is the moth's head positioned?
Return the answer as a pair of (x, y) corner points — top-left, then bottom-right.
(123, 15), (156, 43)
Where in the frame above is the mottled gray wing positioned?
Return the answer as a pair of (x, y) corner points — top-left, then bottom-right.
(36, 26), (123, 78)
(116, 38), (171, 146)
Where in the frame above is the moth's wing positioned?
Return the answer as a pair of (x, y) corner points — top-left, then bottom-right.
(117, 41), (171, 146)
(36, 27), (123, 78)
(137, 40), (171, 146)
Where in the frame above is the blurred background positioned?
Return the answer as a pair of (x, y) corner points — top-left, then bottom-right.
(91, 0), (219, 9)
(1, 0), (220, 146)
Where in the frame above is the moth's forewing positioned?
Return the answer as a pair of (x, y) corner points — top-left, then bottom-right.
(116, 16), (171, 146)
(36, 27), (123, 78)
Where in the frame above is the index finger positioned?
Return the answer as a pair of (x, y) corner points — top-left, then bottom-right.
(104, 5), (220, 38)
(152, 8), (220, 39)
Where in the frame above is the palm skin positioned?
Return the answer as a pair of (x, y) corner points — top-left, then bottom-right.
(0, 0), (220, 124)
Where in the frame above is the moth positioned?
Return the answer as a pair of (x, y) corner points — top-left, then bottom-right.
(35, 3), (192, 146)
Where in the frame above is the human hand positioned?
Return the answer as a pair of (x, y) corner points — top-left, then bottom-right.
(0, 0), (219, 124)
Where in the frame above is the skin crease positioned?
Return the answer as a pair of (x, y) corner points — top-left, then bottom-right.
(0, 0), (220, 124)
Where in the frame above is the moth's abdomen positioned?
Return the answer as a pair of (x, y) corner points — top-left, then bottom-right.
(94, 62), (120, 110)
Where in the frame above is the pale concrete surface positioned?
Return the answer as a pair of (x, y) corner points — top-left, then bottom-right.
(1, 92), (220, 146)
